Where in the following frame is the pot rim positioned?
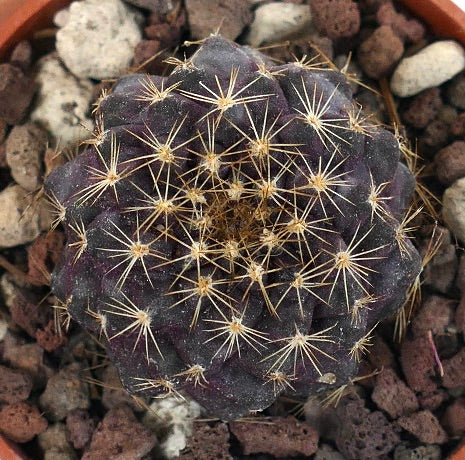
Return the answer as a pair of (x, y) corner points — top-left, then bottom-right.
(1, 0), (465, 61)
(0, 0), (70, 60)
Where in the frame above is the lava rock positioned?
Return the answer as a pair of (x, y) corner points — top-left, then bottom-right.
(39, 363), (90, 421)
(0, 401), (48, 443)
(442, 398), (465, 436)
(419, 119), (450, 156)
(447, 72), (465, 110)
(376, 1), (425, 43)
(435, 141), (465, 185)
(358, 26), (404, 79)
(411, 295), (454, 337)
(400, 336), (437, 393)
(367, 335), (395, 369)
(442, 348), (465, 389)
(2, 333), (51, 389)
(334, 396), (400, 459)
(397, 410), (447, 444)
(38, 423), (77, 460)
(309, 0), (360, 40)
(185, 0), (252, 40)
(229, 416), (319, 457)
(403, 88), (442, 129)
(451, 112), (465, 137)
(9, 40), (33, 72)
(418, 389), (449, 412)
(65, 409), (96, 450)
(371, 367), (419, 419)
(8, 289), (50, 338)
(0, 63), (36, 124)
(393, 443), (442, 460)
(123, 0), (179, 14)
(178, 422), (230, 460)
(83, 405), (157, 459)
(0, 364), (33, 404)
(101, 364), (145, 412)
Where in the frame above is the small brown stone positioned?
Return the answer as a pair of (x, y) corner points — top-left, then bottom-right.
(400, 336), (437, 393)
(66, 409), (96, 450)
(2, 332), (51, 389)
(132, 39), (163, 74)
(411, 295), (455, 337)
(421, 227), (458, 294)
(435, 141), (465, 185)
(368, 335), (395, 369)
(419, 119), (450, 157)
(122, 0), (179, 14)
(0, 402), (47, 443)
(376, 1), (425, 43)
(9, 40), (32, 72)
(397, 410), (447, 444)
(418, 389), (448, 411)
(451, 112), (465, 137)
(371, 368), (418, 419)
(309, 0), (360, 40)
(0, 364), (33, 404)
(442, 348), (465, 389)
(179, 422), (230, 460)
(403, 88), (442, 129)
(455, 297), (465, 334)
(39, 363), (89, 421)
(442, 398), (465, 436)
(27, 231), (65, 286)
(185, 0), (252, 40)
(230, 416), (318, 457)
(9, 289), (49, 338)
(334, 396), (400, 459)
(0, 64), (36, 124)
(36, 320), (67, 352)
(83, 405), (157, 459)
(357, 26), (404, 79)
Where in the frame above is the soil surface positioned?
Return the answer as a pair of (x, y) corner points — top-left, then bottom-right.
(0, 0), (465, 459)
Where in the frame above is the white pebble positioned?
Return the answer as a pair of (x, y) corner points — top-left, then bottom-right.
(30, 54), (94, 147)
(391, 41), (465, 97)
(443, 177), (465, 243)
(0, 185), (50, 248)
(142, 397), (203, 459)
(55, 0), (142, 79)
(245, 2), (313, 47)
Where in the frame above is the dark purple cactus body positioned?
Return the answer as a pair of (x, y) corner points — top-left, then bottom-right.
(46, 35), (421, 420)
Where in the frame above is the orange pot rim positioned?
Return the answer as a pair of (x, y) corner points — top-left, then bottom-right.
(0, 0), (70, 61)
(1, 0), (465, 61)
(398, 0), (465, 45)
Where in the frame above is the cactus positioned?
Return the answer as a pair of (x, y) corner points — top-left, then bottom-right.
(45, 35), (421, 420)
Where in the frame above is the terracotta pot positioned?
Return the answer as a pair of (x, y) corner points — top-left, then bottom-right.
(0, 0), (70, 60)
(1, 0), (465, 61)
(398, 0), (465, 44)
(0, 434), (28, 460)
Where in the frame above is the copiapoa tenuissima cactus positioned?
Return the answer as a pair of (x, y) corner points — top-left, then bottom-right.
(45, 35), (421, 420)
